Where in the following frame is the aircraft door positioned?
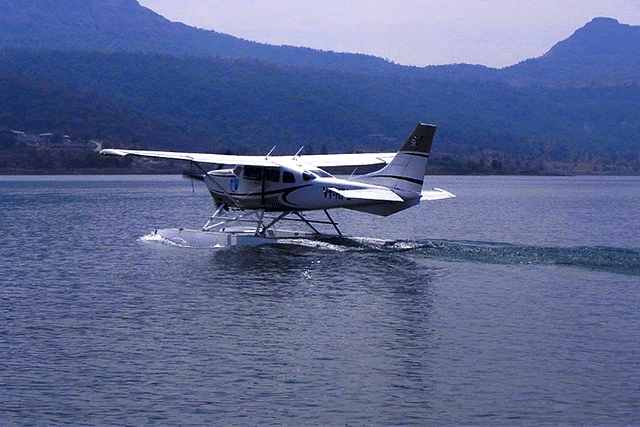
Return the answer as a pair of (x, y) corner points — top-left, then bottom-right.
(240, 166), (281, 205)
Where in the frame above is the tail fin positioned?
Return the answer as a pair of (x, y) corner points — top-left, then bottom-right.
(359, 123), (435, 194)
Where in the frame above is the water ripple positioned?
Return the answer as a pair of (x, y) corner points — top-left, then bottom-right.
(140, 231), (640, 276)
(284, 237), (640, 276)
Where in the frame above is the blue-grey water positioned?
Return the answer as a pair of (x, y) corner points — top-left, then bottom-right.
(1, 175), (639, 426)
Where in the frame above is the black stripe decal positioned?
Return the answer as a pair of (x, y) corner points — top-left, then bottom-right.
(281, 185), (312, 206)
(213, 185), (308, 199)
(398, 152), (430, 159)
(371, 175), (424, 186)
(211, 184), (312, 208)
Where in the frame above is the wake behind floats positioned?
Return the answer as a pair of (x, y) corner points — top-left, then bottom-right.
(101, 123), (455, 247)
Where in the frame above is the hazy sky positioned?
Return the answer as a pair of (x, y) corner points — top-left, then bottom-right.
(137, 0), (640, 68)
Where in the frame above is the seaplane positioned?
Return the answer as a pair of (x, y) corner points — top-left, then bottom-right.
(100, 123), (455, 247)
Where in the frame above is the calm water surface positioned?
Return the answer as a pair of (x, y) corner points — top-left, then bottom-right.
(1, 175), (639, 426)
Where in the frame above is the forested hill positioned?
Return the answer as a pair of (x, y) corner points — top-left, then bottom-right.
(1, 0), (639, 174)
(2, 49), (639, 174)
(0, 0), (429, 77)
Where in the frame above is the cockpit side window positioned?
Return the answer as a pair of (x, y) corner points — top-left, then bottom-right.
(243, 166), (263, 181)
(302, 171), (316, 181)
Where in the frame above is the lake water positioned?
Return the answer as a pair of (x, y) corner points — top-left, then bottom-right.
(1, 175), (639, 426)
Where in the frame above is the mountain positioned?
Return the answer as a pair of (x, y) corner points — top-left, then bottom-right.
(1, 1), (638, 86)
(0, 0), (434, 77)
(547, 17), (640, 58)
(502, 18), (640, 87)
(0, 0), (255, 56)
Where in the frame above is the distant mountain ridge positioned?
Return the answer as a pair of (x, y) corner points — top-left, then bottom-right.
(502, 18), (640, 86)
(545, 17), (640, 58)
(0, 0), (408, 76)
(1, 0), (639, 85)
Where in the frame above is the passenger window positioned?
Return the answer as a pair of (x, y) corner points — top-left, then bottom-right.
(264, 167), (280, 183)
(283, 171), (295, 183)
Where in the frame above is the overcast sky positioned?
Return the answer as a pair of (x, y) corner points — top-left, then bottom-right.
(137, 0), (640, 68)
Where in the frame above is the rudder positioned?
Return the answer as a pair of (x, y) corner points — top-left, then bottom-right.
(399, 122), (435, 154)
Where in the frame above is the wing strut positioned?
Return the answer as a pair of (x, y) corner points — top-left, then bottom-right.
(322, 210), (342, 236)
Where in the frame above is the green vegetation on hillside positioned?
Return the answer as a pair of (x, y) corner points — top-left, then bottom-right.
(2, 49), (639, 174)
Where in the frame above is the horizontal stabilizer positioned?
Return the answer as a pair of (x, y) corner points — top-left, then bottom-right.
(327, 187), (404, 202)
(421, 188), (456, 201)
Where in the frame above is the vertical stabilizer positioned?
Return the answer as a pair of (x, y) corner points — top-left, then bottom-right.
(359, 123), (435, 194)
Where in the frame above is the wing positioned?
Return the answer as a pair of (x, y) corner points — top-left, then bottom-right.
(101, 149), (396, 170)
(100, 149), (276, 167)
(421, 188), (456, 201)
(298, 153), (395, 169)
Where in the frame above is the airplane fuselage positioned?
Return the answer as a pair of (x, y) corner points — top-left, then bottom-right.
(205, 159), (418, 214)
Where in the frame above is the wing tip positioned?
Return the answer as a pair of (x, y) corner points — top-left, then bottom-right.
(99, 149), (125, 157)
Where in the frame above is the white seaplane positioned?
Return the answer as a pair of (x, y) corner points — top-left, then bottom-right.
(101, 123), (455, 247)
